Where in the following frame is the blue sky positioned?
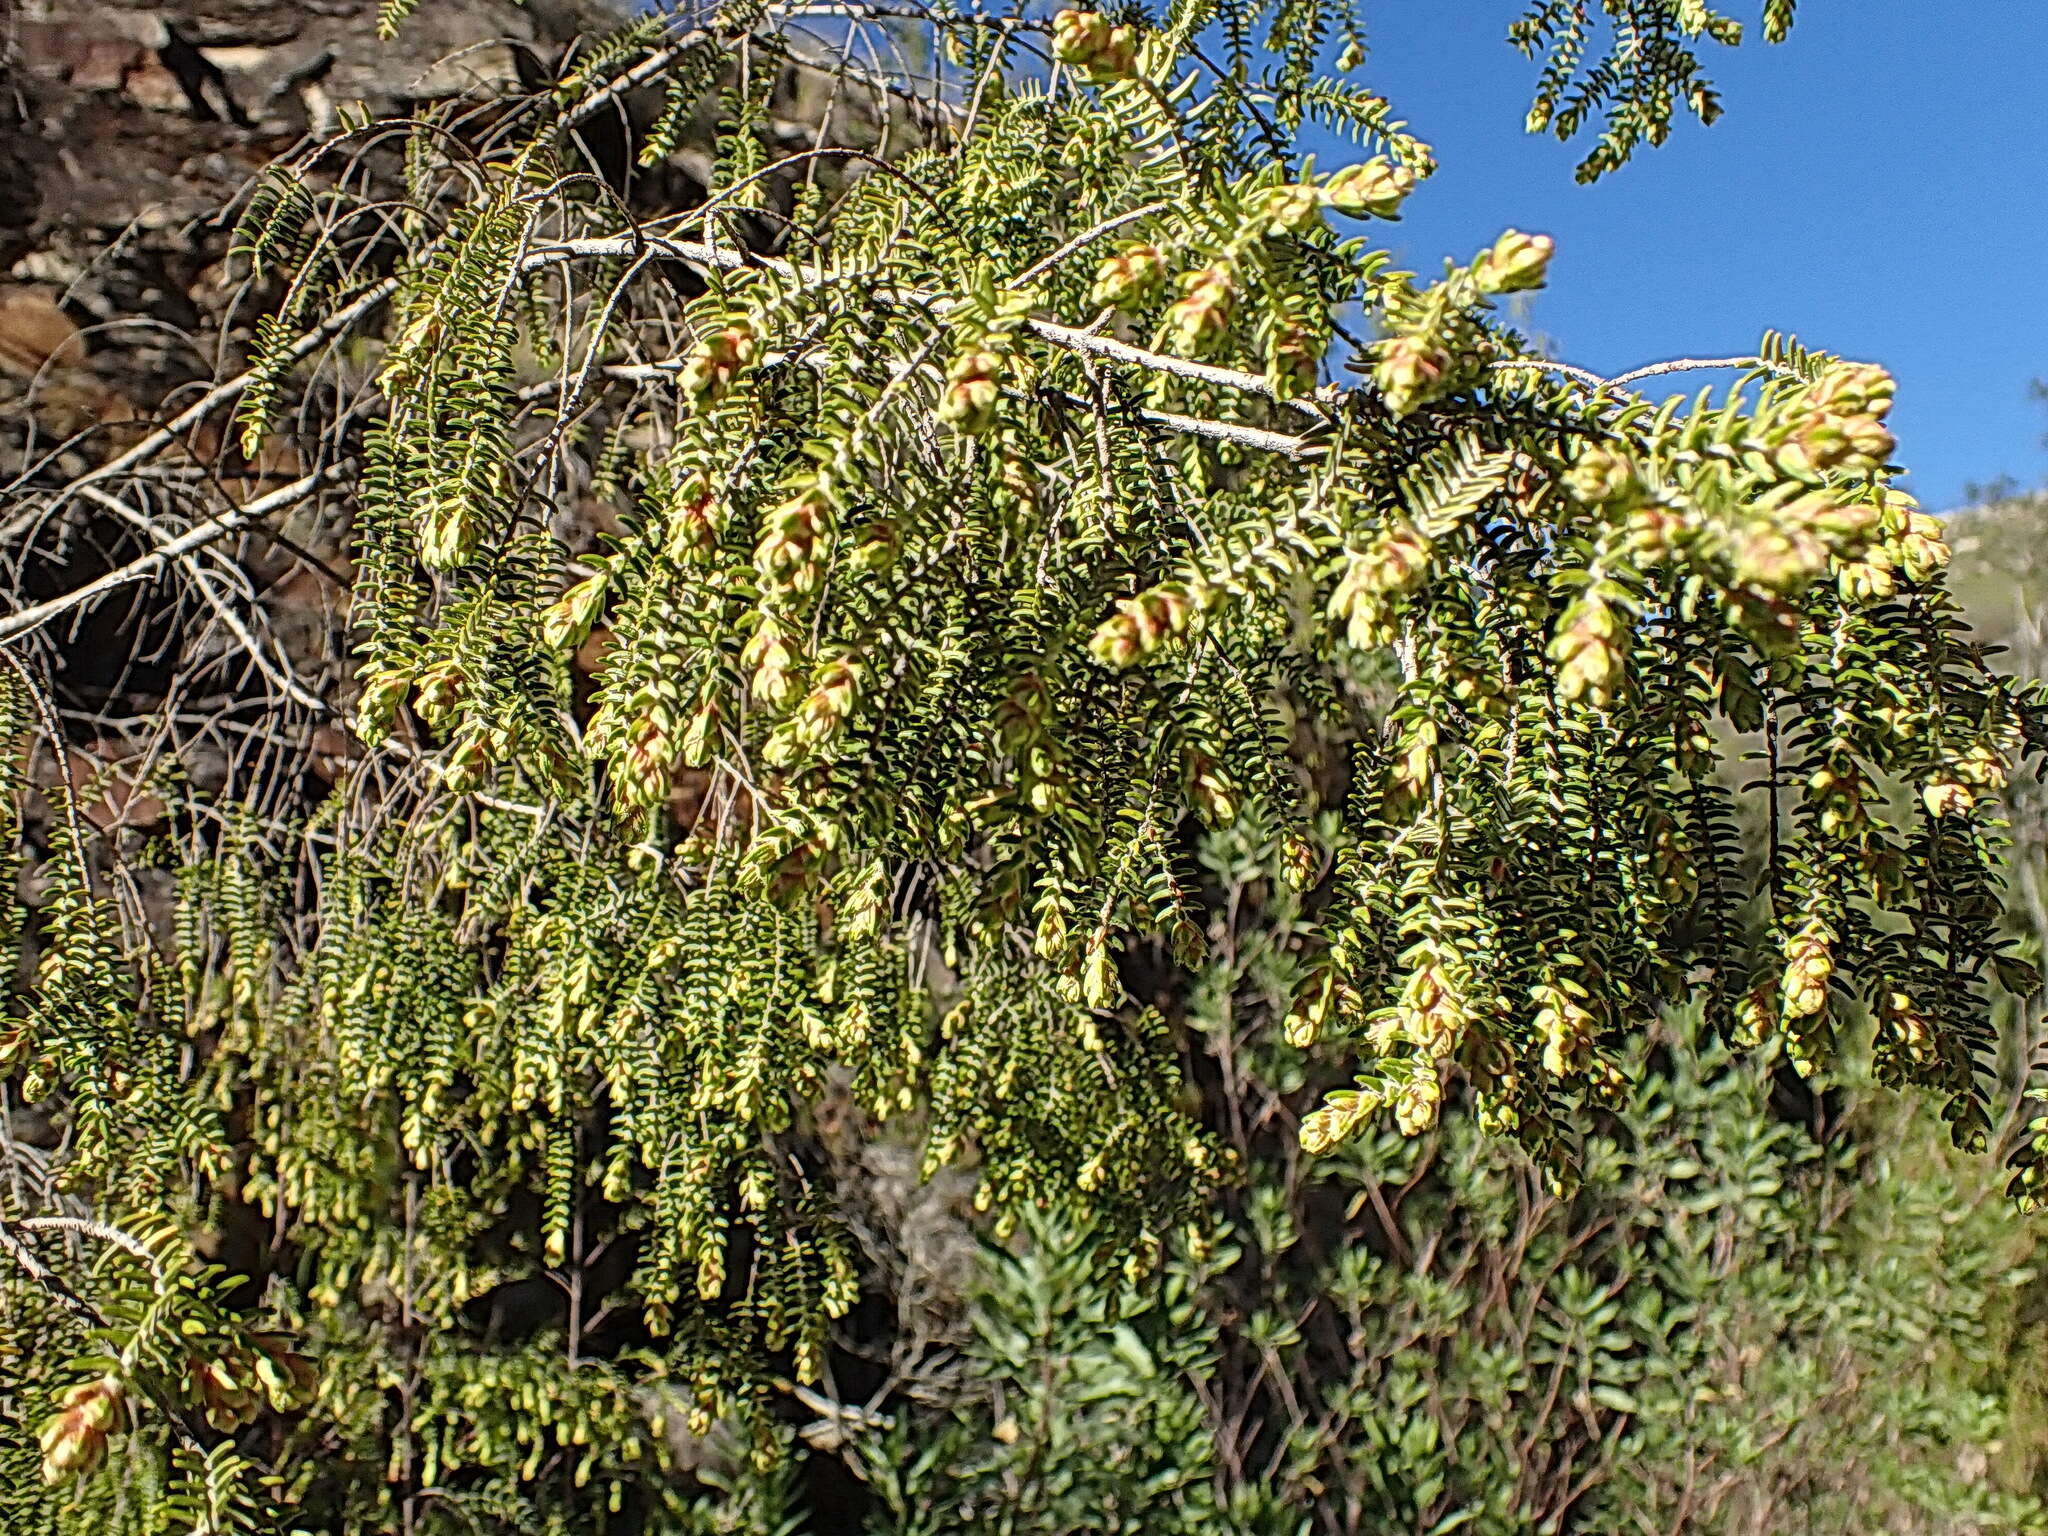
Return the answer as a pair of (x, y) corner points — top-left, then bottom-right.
(1325, 4), (2048, 512)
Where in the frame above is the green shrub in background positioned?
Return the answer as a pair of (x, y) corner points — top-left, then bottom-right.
(618, 525), (2048, 1529)
(840, 1045), (2048, 1535)
(668, 823), (2048, 1536)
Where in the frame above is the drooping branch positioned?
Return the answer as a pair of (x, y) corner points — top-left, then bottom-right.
(15, 1215), (166, 1284)
(0, 1214), (104, 1326)
(0, 467), (343, 646)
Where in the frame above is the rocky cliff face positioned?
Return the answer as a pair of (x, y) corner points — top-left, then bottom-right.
(5, 0), (619, 236)
(1, 0), (619, 461)
(0, 0), (641, 826)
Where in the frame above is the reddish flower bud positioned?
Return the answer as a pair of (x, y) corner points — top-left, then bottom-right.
(678, 324), (757, 403)
(39, 1377), (124, 1483)
(1473, 229), (1554, 294)
(1321, 158), (1414, 218)
(1088, 243), (1166, 309)
(1564, 444), (1638, 506)
(1163, 267), (1233, 352)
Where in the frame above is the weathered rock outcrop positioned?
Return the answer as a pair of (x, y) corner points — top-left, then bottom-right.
(0, 0), (643, 825)
(1, 0), (619, 454)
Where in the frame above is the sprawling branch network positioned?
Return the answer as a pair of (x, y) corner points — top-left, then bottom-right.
(1, 2), (2038, 1528)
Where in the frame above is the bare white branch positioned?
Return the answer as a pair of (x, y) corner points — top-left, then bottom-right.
(0, 466), (342, 645)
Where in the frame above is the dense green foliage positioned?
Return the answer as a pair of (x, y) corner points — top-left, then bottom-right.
(847, 1035), (2048, 1536)
(823, 825), (2048, 1534)
(6, 0), (2048, 1529)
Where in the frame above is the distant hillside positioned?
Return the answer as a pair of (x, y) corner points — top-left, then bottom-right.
(1945, 492), (2048, 666)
